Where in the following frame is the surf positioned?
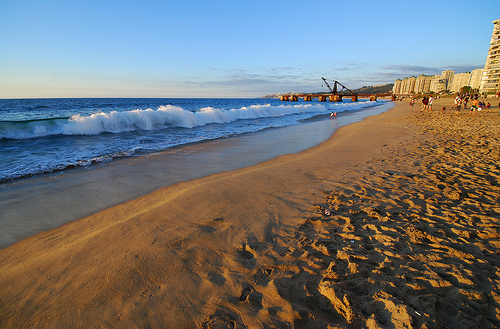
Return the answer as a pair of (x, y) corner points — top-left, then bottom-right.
(0, 102), (377, 140)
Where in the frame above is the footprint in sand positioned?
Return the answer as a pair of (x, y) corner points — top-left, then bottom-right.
(207, 271), (226, 285)
(238, 286), (263, 309)
(200, 306), (243, 329)
(239, 287), (252, 301)
(236, 245), (257, 269)
(253, 267), (273, 285)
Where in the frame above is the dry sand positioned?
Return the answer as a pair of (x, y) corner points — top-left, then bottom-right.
(1, 97), (499, 328)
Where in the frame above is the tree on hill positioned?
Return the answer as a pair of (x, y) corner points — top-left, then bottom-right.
(353, 84), (394, 95)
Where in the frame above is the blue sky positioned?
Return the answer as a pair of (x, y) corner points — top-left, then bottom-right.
(1, 0), (499, 98)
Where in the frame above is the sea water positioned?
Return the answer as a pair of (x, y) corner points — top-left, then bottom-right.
(0, 98), (384, 184)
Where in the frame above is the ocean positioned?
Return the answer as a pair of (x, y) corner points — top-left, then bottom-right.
(0, 97), (385, 184)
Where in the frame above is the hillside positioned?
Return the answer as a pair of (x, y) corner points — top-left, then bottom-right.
(353, 84), (393, 95)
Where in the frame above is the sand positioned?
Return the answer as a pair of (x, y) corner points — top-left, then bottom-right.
(1, 97), (499, 328)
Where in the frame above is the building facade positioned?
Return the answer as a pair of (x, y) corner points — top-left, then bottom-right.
(414, 75), (432, 94)
(450, 73), (470, 93)
(392, 68), (486, 95)
(430, 77), (447, 93)
(392, 79), (402, 94)
(480, 19), (500, 95)
(441, 70), (455, 90)
(470, 69), (484, 90)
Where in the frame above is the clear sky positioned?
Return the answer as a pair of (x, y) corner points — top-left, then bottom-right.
(1, 0), (499, 98)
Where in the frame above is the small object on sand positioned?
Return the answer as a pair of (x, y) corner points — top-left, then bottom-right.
(350, 240), (355, 243)
(324, 209), (331, 215)
(415, 311), (421, 316)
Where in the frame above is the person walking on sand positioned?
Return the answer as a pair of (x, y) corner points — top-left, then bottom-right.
(428, 95), (434, 111)
(421, 96), (429, 112)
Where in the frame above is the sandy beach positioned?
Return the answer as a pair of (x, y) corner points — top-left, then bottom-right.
(1, 97), (499, 328)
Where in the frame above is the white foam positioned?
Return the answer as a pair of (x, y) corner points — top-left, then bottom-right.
(1, 101), (380, 139)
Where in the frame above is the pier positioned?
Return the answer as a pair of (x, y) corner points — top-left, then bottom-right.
(279, 78), (377, 102)
(280, 94), (377, 102)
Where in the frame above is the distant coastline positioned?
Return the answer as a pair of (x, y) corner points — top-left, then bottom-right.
(261, 83), (394, 99)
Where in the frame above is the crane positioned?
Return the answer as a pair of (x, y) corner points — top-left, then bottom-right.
(322, 77), (336, 94)
(321, 77), (358, 101)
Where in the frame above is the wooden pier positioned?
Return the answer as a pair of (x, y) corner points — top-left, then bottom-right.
(280, 94), (377, 102)
(279, 78), (377, 102)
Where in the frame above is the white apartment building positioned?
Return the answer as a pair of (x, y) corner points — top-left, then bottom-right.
(430, 77), (447, 93)
(407, 77), (416, 94)
(394, 76), (418, 95)
(450, 73), (470, 92)
(441, 70), (455, 90)
(414, 75), (432, 93)
(470, 69), (484, 90)
(393, 68), (486, 95)
(392, 79), (402, 94)
(480, 19), (500, 95)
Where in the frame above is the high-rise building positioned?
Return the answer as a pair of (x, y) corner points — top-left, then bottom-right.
(414, 75), (432, 94)
(406, 76), (416, 94)
(399, 77), (417, 95)
(480, 19), (500, 95)
(470, 68), (484, 90)
(392, 79), (402, 94)
(450, 72), (471, 92)
(430, 76), (447, 93)
(441, 70), (455, 90)
(402, 78), (409, 94)
(414, 76), (425, 94)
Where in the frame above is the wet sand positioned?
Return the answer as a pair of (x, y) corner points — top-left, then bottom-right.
(0, 97), (499, 328)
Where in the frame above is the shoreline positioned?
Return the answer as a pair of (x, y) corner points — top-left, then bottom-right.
(1, 98), (499, 328)
(0, 102), (392, 249)
(0, 98), (382, 186)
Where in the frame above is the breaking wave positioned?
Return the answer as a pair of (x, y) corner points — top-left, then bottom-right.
(0, 102), (375, 140)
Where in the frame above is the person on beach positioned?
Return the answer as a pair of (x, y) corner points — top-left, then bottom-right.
(330, 111), (337, 119)
(454, 95), (461, 110)
(455, 99), (462, 114)
(421, 96), (429, 111)
(471, 98), (479, 115)
(428, 96), (434, 111)
(463, 97), (469, 110)
(410, 98), (415, 107)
